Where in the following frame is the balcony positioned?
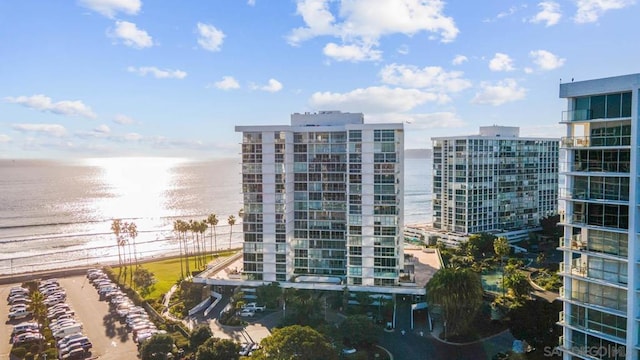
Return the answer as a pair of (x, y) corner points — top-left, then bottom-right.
(561, 135), (630, 148)
(559, 259), (587, 277)
(561, 109), (591, 123)
(561, 136), (590, 148)
(558, 235), (586, 250)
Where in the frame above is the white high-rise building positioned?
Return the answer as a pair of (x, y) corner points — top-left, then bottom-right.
(431, 126), (558, 239)
(235, 111), (405, 288)
(558, 74), (638, 359)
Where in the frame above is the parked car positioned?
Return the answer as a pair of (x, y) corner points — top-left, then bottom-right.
(8, 309), (32, 320)
(12, 322), (40, 336)
(237, 308), (255, 317)
(242, 302), (266, 312)
(57, 333), (86, 347)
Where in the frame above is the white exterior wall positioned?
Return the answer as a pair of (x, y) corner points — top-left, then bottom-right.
(559, 74), (640, 360)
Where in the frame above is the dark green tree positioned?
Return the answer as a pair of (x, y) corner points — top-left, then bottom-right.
(139, 333), (174, 360)
(252, 325), (338, 360)
(467, 233), (497, 258)
(504, 268), (530, 300)
(339, 314), (382, 347)
(133, 267), (156, 297)
(190, 324), (213, 350)
(256, 282), (282, 309)
(196, 338), (240, 360)
(426, 267), (483, 338)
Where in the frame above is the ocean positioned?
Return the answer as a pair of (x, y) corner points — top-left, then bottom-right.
(0, 157), (431, 275)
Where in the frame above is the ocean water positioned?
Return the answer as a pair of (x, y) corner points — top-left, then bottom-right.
(0, 157), (431, 274)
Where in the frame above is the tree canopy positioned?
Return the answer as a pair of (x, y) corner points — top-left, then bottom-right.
(139, 333), (175, 360)
(256, 282), (282, 309)
(339, 314), (381, 347)
(252, 325), (338, 360)
(493, 237), (510, 259)
(195, 337), (240, 360)
(426, 267), (483, 337)
(190, 324), (213, 350)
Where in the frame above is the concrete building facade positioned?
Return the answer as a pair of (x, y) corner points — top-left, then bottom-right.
(558, 74), (639, 359)
(431, 126), (558, 239)
(235, 111), (406, 288)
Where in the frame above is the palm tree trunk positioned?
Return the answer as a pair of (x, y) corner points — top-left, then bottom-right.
(178, 233), (184, 279)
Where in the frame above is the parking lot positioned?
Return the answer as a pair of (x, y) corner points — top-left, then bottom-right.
(0, 275), (139, 360)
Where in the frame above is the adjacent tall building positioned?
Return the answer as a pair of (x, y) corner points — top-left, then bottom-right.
(431, 126), (558, 240)
(235, 111), (405, 288)
(558, 74), (638, 359)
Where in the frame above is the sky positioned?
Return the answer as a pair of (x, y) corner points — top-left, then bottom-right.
(0, 0), (638, 159)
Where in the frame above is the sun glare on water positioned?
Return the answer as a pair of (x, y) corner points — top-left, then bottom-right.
(86, 157), (186, 222)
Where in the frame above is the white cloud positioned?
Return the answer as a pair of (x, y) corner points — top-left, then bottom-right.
(574, 0), (634, 23)
(247, 0), (256, 5)
(452, 55), (468, 65)
(109, 21), (153, 49)
(397, 44), (409, 55)
(530, 49), (565, 70)
(113, 114), (134, 125)
(78, 0), (141, 18)
(197, 23), (225, 52)
(94, 124), (111, 133)
(379, 64), (472, 93)
(530, 1), (562, 26)
(309, 86), (447, 114)
(127, 66), (187, 79)
(489, 53), (515, 72)
(288, 0), (458, 62)
(124, 132), (142, 141)
(12, 123), (67, 137)
(212, 76), (240, 90)
(5, 94), (97, 119)
(472, 79), (526, 106)
(323, 42), (382, 62)
(251, 79), (283, 93)
(483, 5), (525, 22)
(0, 134), (11, 143)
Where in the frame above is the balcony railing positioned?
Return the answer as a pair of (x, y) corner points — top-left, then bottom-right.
(559, 259), (587, 277)
(561, 109), (591, 123)
(561, 136), (590, 148)
(561, 135), (631, 148)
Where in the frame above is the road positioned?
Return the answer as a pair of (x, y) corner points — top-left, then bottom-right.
(1, 282), (21, 360)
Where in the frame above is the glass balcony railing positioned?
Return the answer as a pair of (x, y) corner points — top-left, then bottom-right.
(561, 135), (631, 148)
(561, 109), (591, 122)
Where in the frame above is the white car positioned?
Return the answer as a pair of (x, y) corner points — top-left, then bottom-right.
(237, 308), (255, 317)
(242, 302), (266, 312)
(9, 309), (32, 320)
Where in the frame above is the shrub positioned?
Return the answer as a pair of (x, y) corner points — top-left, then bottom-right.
(11, 346), (27, 358)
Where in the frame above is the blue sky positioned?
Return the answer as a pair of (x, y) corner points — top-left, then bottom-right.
(0, 0), (637, 159)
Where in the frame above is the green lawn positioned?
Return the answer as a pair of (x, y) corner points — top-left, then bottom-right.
(114, 251), (237, 301)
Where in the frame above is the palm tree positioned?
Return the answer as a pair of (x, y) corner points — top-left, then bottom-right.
(426, 267), (483, 338)
(111, 219), (123, 276)
(122, 222), (134, 286)
(207, 213), (219, 253)
(227, 215), (236, 250)
(494, 236), (510, 296)
(199, 220), (209, 265)
(29, 290), (46, 324)
(178, 220), (190, 275)
(128, 222), (138, 268)
(173, 220), (184, 279)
